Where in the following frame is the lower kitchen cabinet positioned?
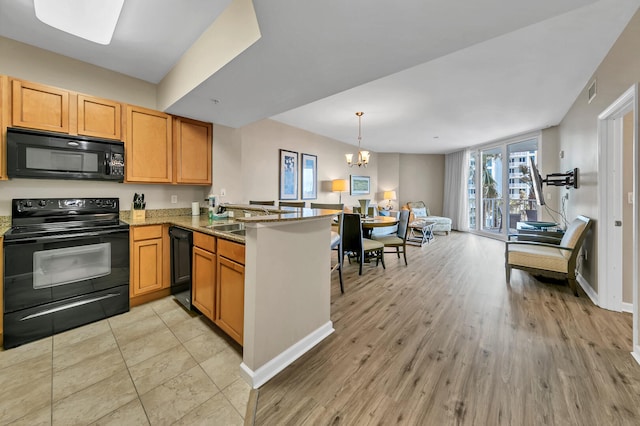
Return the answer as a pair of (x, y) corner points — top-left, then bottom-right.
(1, 236), (3, 344)
(130, 225), (169, 299)
(192, 232), (216, 321)
(216, 239), (245, 345)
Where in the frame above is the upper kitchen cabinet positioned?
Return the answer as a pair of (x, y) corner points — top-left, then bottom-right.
(125, 105), (173, 183)
(173, 116), (212, 185)
(77, 95), (122, 140)
(11, 79), (69, 133)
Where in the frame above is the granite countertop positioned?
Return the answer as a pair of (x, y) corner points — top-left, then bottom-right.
(123, 214), (246, 243)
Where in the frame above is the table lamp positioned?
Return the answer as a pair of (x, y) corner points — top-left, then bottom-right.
(383, 190), (397, 210)
(332, 179), (348, 203)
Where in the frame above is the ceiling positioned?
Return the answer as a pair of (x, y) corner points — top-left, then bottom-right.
(1, 0), (639, 154)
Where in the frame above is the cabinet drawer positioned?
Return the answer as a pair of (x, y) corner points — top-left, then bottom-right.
(218, 239), (245, 264)
(194, 232), (216, 252)
(132, 225), (163, 241)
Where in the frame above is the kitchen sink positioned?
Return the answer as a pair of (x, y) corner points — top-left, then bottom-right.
(204, 223), (244, 232)
(227, 229), (246, 236)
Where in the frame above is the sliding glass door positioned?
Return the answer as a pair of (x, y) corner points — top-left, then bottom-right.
(467, 135), (539, 238)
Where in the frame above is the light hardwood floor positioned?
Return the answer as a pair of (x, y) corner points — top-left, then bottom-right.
(252, 232), (640, 425)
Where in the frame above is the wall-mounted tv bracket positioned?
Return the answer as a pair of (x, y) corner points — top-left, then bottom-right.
(544, 168), (578, 189)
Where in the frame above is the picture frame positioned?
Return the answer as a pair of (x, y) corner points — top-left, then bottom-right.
(300, 153), (317, 200)
(350, 175), (370, 195)
(279, 149), (299, 200)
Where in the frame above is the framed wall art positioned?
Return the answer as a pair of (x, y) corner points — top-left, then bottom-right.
(279, 149), (299, 200)
(300, 153), (317, 200)
(350, 175), (370, 195)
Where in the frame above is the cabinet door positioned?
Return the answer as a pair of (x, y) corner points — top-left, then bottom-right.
(78, 95), (122, 140)
(125, 105), (172, 183)
(173, 116), (212, 185)
(1, 236), (3, 342)
(12, 80), (69, 133)
(216, 256), (244, 345)
(0, 76), (8, 180)
(131, 237), (164, 296)
(192, 246), (216, 321)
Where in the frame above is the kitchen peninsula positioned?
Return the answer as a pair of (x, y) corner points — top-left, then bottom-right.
(126, 204), (340, 388)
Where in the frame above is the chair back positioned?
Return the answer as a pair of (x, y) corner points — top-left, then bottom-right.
(342, 213), (363, 257)
(560, 215), (592, 258)
(249, 200), (275, 206)
(331, 212), (344, 250)
(407, 201), (429, 219)
(397, 210), (410, 240)
(279, 201), (306, 208)
(310, 203), (344, 210)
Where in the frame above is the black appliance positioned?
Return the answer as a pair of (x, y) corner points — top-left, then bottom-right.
(169, 226), (193, 310)
(6, 127), (125, 181)
(3, 197), (130, 349)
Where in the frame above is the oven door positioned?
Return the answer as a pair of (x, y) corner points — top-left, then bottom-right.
(3, 229), (129, 314)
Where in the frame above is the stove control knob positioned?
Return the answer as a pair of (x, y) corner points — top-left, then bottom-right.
(39, 200), (47, 207)
(24, 201), (33, 208)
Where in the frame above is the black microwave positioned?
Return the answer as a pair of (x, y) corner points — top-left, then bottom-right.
(6, 127), (125, 181)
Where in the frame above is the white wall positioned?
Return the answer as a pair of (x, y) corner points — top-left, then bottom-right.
(398, 153), (445, 215)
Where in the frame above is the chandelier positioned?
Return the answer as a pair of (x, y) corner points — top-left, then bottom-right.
(346, 112), (369, 167)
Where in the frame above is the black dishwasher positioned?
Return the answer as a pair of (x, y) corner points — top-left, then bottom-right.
(169, 226), (193, 310)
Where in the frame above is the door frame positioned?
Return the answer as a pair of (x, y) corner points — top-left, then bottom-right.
(596, 84), (640, 365)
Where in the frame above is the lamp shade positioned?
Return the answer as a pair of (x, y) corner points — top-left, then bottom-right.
(332, 179), (348, 192)
(383, 190), (397, 200)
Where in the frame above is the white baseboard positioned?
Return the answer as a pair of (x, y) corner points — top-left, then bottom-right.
(577, 273), (598, 305)
(239, 321), (334, 389)
(632, 348), (640, 366)
(622, 302), (634, 313)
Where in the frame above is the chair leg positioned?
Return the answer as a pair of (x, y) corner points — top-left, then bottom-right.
(402, 247), (407, 266)
(568, 276), (579, 297)
(338, 263), (344, 294)
(505, 264), (511, 283)
(396, 247), (400, 258)
(380, 249), (385, 269)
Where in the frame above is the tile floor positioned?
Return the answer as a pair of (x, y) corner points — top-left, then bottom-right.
(0, 296), (251, 425)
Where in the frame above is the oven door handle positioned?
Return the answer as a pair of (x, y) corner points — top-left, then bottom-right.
(4, 228), (129, 245)
(19, 293), (121, 321)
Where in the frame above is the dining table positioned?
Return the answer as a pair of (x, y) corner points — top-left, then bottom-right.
(361, 215), (399, 238)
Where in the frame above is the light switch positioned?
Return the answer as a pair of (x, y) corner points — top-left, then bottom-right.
(628, 192), (634, 204)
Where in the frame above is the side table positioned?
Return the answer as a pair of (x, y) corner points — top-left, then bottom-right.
(408, 220), (435, 246)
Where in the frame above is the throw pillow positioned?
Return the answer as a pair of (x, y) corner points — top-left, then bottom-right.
(413, 207), (427, 218)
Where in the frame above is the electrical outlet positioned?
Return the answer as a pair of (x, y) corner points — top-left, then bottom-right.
(171, 195), (177, 204)
(220, 188), (226, 197)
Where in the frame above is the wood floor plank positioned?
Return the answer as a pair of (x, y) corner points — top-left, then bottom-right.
(253, 232), (640, 425)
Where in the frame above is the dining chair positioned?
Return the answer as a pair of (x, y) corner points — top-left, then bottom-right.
(310, 203), (344, 210)
(249, 200), (275, 206)
(330, 211), (344, 293)
(372, 210), (410, 265)
(341, 213), (385, 275)
(279, 201), (306, 208)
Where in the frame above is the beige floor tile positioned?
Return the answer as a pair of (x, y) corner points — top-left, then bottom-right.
(53, 319), (111, 349)
(0, 371), (52, 424)
(168, 315), (214, 343)
(199, 346), (243, 390)
(0, 352), (52, 391)
(90, 399), (149, 426)
(147, 296), (183, 315)
(52, 370), (137, 425)
(128, 344), (198, 395)
(119, 327), (181, 367)
(8, 404), (51, 426)
(52, 331), (118, 372)
(157, 304), (198, 328)
(0, 336), (52, 370)
(107, 304), (155, 330)
(140, 365), (219, 426)
(53, 347), (127, 402)
(222, 378), (252, 417)
(182, 330), (231, 363)
(110, 312), (167, 346)
(173, 392), (243, 426)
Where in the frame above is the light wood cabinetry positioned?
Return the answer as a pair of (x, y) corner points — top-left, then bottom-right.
(130, 225), (170, 298)
(11, 79), (70, 133)
(1, 76), (9, 180)
(77, 94), (122, 140)
(216, 238), (245, 345)
(192, 232), (216, 321)
(125, 105), (173, 183)
(173, 116), (212, 185)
